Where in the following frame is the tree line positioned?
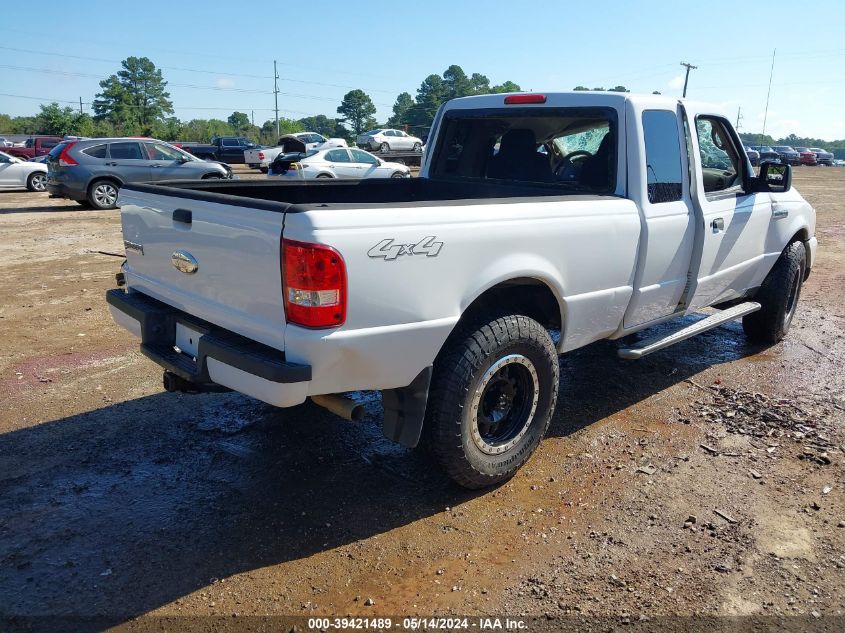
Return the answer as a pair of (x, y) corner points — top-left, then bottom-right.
(1, 56), (843, 155)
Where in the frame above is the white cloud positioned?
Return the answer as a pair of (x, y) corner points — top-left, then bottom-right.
(216, 78), (235, 89)
(667, 75), (685, 90)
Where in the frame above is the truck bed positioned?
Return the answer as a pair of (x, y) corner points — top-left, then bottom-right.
(122, 178), (612, 212)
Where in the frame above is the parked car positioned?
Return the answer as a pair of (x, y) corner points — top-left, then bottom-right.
(356, 128), (423, 152)
(28, 154), (50, 164)
(107, 92), (815, 489)
(268, 147), (410, 180)
(793, 147), (817, 166)
(809, 147), (834, 166)
(0, 150), (48, 191)
(0, 137), (13, 147)
(744, 146), (760, 166)
(749, 145), (780, 163)
(771, 146), (800, 166)
(179, 136), (259, 164)
(46, 138), (232, 209)
(2, 136), (63, 160)
(244, 133), (347, 172)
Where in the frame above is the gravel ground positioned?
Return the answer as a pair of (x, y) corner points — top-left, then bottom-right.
(0, 166), (843, 627)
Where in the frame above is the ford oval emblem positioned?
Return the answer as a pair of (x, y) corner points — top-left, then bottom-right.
(171, 250), (199, 274)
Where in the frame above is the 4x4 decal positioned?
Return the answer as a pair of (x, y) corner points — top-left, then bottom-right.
(367, 236), (443, 261)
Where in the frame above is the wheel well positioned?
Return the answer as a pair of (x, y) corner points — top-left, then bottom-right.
(458, 278), (562, 333)
(790, 228), (811, 280)
(88, 176), (122, 191)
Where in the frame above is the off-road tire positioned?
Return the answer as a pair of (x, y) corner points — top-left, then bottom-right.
(426, 314), (559, 489)
(743, 240), (805, 343)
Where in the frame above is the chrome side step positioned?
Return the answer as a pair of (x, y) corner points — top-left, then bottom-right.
(617, 302), (761, 360)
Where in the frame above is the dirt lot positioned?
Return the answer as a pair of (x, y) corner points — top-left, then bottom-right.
(1, 166), (843, 627)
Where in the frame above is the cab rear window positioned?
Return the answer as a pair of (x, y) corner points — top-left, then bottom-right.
(430, 107), (617, 192)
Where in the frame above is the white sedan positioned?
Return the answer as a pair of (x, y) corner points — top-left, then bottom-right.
(0, 150), (48, 191)
(268, 147), (411, 180)
(356, 128), (423, 152)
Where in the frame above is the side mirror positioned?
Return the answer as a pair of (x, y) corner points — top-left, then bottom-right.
(756, 161), (792, 193)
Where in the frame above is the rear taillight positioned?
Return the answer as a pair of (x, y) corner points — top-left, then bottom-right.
(58, 142), (78, 166)
(258, 151), (265, 160)
(283, 238), (346, 328)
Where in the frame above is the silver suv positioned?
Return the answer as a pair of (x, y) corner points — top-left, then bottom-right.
(46, 138), (233, 209)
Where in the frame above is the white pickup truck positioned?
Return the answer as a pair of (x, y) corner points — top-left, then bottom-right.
(244, 132), (347, 172)
(108, 92), (817, 488)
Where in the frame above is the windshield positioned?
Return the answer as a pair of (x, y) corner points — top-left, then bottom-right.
(429, 107), (617, 192)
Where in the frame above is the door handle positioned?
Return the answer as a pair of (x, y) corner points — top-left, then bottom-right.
(772, 207), (789, 219)
(711, 217), (724, 232)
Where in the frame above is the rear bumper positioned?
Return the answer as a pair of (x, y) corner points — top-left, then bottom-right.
(47, 181), (86, 200)
(106, 288), (311, 407)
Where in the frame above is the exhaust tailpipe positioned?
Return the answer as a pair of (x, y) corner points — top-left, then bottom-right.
(310, 394), (365, 422)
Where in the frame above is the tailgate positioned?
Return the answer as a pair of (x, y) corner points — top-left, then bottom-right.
(118, 187), (288, 351)
(243, 148), (263, 163)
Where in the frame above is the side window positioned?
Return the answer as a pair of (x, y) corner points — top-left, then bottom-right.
(108, 142), (143, 160)
(326, 149), (350, 163)
(642, 110), (683, 203)
(146, 143), (183, 160)
(221, 138), (238, 147)
(386, 130), (397, 137)
(82, 144), (107, 159)
(695, 117), (743, 194)
(350, 149), (378, 165)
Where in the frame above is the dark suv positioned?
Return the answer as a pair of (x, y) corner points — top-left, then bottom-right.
(749, 145), (780, 163)
(46, 138), (232, 209)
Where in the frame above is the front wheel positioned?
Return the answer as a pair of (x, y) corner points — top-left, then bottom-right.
(391, 172), (406, 179)
(743, 240), (805, 343)
(425, 315), (559, 489)
(412, 142), (422, 152)
(27, 172), (47, 192)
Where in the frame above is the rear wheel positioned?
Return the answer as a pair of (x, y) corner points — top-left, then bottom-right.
(87, 180), (119, 210)
(201, 173), (222, 179)
(26, 172), (47, 192)
(425, 314), (559, 489)
(316, 174), (332, 179)
(380, 142), (390, 152)
(743, 240), (805, 343)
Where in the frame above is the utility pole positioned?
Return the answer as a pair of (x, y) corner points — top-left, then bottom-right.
(79, 97), (83, 115)
(680, 62), (697, 98)
(251, 110), (254, 127)
(735, 106), (743, 131)
(273, 60), (280, 139)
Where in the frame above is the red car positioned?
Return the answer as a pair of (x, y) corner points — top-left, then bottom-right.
(794, 147), (818, 166)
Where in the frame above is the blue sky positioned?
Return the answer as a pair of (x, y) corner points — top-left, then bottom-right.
(1, 0), (843, 139)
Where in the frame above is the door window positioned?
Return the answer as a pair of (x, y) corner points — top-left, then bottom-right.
(221, 138), (239, 147)
(642, 110), (683, 203)
(145, 143), (183, 160)
(108, 142), (143, 160)
(695, 117), (743, 194)
(326, 149), (350, 163)
(350, 149), (378, 165)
